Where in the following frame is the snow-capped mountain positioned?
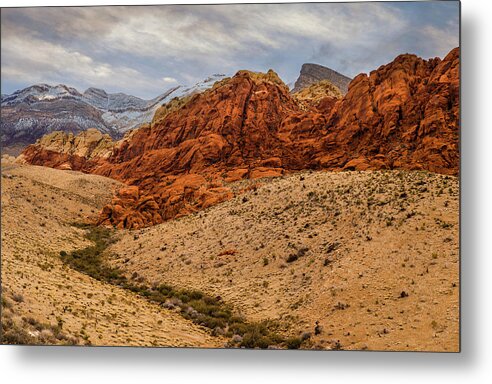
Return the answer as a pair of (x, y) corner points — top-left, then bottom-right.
(1, 74), (227, 151)
(1, 84), (83, 105)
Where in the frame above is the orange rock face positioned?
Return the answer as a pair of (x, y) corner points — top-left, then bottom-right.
(91, 70), (304, 228)
(20, 147), (99, 172)
(319, 48), (460, 174)
(21, 49), (460, 228)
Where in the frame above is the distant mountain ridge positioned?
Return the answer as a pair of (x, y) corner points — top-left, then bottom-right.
(1, 75), (226, 149)
(292, 63), (352, 94)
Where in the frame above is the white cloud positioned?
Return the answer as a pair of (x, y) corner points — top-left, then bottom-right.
(419, 25), (460, 58)
(1, 34), (173, 98)
(0, 3), (459, 98)
(162, 77), (177, 84)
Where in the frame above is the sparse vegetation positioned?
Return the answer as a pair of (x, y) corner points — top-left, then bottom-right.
(59, 223), (301, 349)
(285, 336), (303, 349)
(2, 163), (459, 351)
(1, 290), (79, 345)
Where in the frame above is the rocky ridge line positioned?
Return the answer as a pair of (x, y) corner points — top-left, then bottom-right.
(20, 48), (460, 229)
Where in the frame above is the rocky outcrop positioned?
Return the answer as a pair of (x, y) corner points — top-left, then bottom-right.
(93, 69), (301, 227)
(317, 47), (460, 175)
(99, 174), (234, 229)
(19, 129), (113, 171)
(293, 80), (342, 113)
(22, 48), (460, 229)
(292, 63), (352, 94)
(96, 69), (302, 176)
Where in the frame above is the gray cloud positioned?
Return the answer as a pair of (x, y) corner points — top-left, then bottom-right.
(1, 2), (459, 99)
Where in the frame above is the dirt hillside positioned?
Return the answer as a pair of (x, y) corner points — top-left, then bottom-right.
(1, 162), (223, 347)
(108, 169), (459, 351)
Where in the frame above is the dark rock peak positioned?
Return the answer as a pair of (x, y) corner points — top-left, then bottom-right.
(293, 63), (352, 94)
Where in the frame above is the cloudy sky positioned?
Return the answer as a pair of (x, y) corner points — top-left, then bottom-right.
(1, 1), (459, 99)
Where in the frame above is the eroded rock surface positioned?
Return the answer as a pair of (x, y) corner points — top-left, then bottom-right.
(21, 48), (460, 228)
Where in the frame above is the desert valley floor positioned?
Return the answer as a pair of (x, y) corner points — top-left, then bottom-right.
(1, 159), (459, 351)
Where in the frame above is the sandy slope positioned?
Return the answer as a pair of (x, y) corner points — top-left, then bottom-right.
(109, 169), (459, 351)
(1, 162), (459, 350)
(1, 163), (222, 347)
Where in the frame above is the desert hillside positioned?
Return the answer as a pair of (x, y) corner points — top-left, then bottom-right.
(1, 161), (458, 350)
(0, 161), (222, 347)
(108, 169), (459, 351)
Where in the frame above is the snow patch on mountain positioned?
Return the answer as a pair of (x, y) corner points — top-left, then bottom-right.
(1, 74), (227, 147)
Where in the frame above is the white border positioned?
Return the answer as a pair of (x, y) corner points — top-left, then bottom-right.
(2, 0), (492, 383)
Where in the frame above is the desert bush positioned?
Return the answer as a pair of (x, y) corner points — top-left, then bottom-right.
(285, 337), (303, 349)
(12, 293), (24, 303)
(1, 295), (12, 309)
(286, 253), (298, 263)
(286, 246), (309, 263)
(0, 323), (35, 345)
(301, 332), (312, 341)
(0, 312), (78, 346)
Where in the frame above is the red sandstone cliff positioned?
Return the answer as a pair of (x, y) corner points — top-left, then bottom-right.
(21, 48), (460, 228)
(318, 47), (460, 174)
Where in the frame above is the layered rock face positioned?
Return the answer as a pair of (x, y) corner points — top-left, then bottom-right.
(292, 63), (352, 94)
(93, 70), (304, 228)
(102, 70), (300, 170)
(19, 129), (113, 171)
(318, 47), (460, 175)
(21, 48), (459, 229)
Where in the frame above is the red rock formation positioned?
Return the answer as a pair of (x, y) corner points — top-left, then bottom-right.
(319, 48), (460, 174)
(93, 70), (301, 227)
(19, 129), (112, 172)
(21, 48), (459, 229)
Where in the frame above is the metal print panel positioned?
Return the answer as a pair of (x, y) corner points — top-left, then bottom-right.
(0, 1), (460, 351)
